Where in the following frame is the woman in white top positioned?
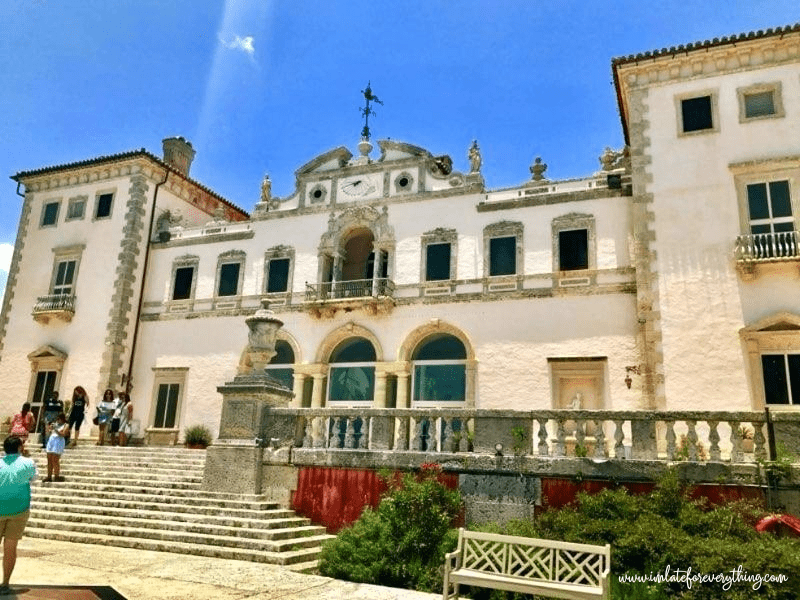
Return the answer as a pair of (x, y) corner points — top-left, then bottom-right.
(116, 392), (133, 447)
(95, 389), (116, 446)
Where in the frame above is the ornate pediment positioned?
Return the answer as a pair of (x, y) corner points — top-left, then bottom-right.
(319, 205), (395, 251)
(741, 312), (800, 335)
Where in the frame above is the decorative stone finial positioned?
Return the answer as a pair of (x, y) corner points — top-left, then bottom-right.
(243, 299), (284, 372)
(468, 140), (482, 173)
(260, 174), (272, 203)
(530, 157), (547, 181)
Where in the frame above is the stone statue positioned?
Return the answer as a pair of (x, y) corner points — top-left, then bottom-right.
(571, 392), (582, 410)
(530, 157), (547, 181)
(260, 174), (272, 203)
(468, 140), (482, 173)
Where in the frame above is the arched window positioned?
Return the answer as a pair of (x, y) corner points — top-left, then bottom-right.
(328, 337), (376, 402)
(264, 340), (294, 389)
(412, 334), (467, 402)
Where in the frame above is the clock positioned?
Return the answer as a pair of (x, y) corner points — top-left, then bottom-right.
(339, 175), (378, 197)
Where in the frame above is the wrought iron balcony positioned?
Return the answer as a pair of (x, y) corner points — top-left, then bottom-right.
(32, 294), (76, 324)
(735, 231), (800, 262)
(304, 278), (395, 317)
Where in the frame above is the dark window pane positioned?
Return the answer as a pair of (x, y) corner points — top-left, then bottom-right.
(96, 193), (113, 218)
(270, 340), (295, 364)
(265, 367), (293, 389)
(681, 96), (713, 132)
(164, 384), (179, 428)
(154, 383), (180, 428)
(154, 384), (169, 428)
(773, 222), (795, 233)
(267, 258), (290, 292)
(426, 243), (451, 281)
(172, 267), (194, 300)
(331, 338), (376, 363)
(750, 224), (771, 235)
(42, 202), (59, 226)
(762, 355), (789, 405)
(217, 262), (240, 296)
(769, 181), (792, 218)
(747, 184), (769, 220)
(413, 335), (467, 360)
(329, 366), (374, 401)
(559, 229), (589, 271)
(789, 355), (800, 405)
(745, 91), (775, 118)
(413, 364), (466, 401)
(489, 236), (516, 276)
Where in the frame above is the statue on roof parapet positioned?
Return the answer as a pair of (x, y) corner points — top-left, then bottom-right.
(530, 156), (548, 181)
(468, 140), (482, 173)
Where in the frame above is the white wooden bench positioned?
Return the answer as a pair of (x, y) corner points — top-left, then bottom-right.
(443, 528), (610, 600)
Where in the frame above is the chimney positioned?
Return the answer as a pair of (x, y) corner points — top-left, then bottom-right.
(162, 136), (196, 176)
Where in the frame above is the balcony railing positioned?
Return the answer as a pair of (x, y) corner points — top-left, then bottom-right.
(735, 231), (800, 262)
(32, 294), (76, 323)
(305, 278), (395, 302)
(267, 408), (800, 465)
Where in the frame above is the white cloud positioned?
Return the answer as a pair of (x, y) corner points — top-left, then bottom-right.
(221, 35), (255, 56)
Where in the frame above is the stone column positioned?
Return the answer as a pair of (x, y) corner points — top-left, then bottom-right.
(373, 368), (388, 408)
(291, 373), (306, 408)
(311, 373), (326, 408)
(465, 360), (478, 408)
(396, 372), (410, 408)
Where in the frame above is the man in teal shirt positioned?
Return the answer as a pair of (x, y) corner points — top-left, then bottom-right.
(0, 435), (37, 594)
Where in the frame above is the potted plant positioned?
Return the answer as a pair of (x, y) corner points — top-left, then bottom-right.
(183, 424), (212, 449)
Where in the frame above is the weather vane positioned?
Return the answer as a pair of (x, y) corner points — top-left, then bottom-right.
(359, 81), (383, 141)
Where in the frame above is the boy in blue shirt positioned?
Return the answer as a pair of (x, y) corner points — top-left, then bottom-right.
(0, 435), (37, 594)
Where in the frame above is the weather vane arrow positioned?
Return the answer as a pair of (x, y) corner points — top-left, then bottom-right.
(360, 81), (383, 141)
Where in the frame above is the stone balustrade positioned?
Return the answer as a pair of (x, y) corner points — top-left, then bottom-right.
(266, 408), (800, 465)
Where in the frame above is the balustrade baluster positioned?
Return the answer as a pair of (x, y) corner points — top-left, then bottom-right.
(537, 419), (549, 456)
(395, 416), (409, 451)
(729, 420), (743, 463)
(431, 417), (441, 452)
(412, 417), (425, 451)
(752, 421), (767, 461)
(555, 419), (566, 457)
(686, 420), (698, 461)
(575, 419), (586, 455)
(614, 420), (625, 459)
(593, 420), (605, 458)
(665, 420), (676, 460)
(708, 420), (721, 461)
(358, 417), (368, 449)
(326, 416), (339, 448)
(345, 416), (356, 448)
(303, 417), (314, 448)
(443, 418), (455, 453)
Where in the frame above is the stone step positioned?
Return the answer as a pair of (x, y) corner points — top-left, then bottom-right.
(31, 495), (288, 518)
(35, 469), (204, 483)
(23, 526), (328, 567)
(30, 455), (206, 470)
(27, 517), (332, 553)
(35, 476), (203, 490)
(33, 485), (281, 510)
(31, 501), (313, 530)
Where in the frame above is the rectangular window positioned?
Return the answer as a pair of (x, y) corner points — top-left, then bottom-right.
(266, 258), (290, 293)
(153, 383), (180, 428)
(762, 354), (800, 405)
(95, 193), (113, 219)
(426, 243), (452, 281)
(681, 95), (713, 132)
(172, 266), (195, 300)
(744, 91), (776, 119)
(489, 236), (516, 276)
(52, 259), (77, 295)
(747, 181), (793, 235)
(217, 262), (240, 297)
(41, 201), (59, 227)
(413, 363), (466, 401)
(328, 366), (375, 402)
(67, 198), (86, 220)
(559, 229), (589, 271)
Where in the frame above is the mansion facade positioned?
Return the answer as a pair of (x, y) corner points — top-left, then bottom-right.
(1, 24), (799, 441)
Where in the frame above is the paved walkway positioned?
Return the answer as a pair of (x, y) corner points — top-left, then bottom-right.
(6, 538), (441, 600)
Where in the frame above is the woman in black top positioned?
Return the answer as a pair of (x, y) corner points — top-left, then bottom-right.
(67, 386), (89, 448)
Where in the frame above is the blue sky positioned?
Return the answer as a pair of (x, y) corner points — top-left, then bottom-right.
(1, 1), (798, 295)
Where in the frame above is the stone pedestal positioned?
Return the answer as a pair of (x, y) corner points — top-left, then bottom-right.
(202, 372), (295, 494)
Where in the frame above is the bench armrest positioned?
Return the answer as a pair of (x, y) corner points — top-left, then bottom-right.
(444, 549), (461, 572)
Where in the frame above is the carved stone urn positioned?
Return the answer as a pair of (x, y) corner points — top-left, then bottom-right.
(244, 299), (284, 373)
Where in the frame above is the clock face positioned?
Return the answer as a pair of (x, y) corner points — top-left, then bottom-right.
(339, 175), (379, 197)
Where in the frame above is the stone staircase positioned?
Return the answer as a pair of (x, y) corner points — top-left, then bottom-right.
(26, 444), (333, 572)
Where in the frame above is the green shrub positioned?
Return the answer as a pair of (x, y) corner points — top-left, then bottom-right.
(183, 424), (212, 447)
(318, 463), (461, 592)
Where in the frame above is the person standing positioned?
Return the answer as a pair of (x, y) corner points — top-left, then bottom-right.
(0, 435), (38, 594)
(66, 387), (89, 448)
(39, 391), (63, 449)
(95, 389), (116, 446)
(116, 393), (133, 447)
(44, 413), (68, 483)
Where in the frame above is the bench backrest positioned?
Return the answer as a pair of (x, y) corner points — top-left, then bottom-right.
(457, 529), (610, 588)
